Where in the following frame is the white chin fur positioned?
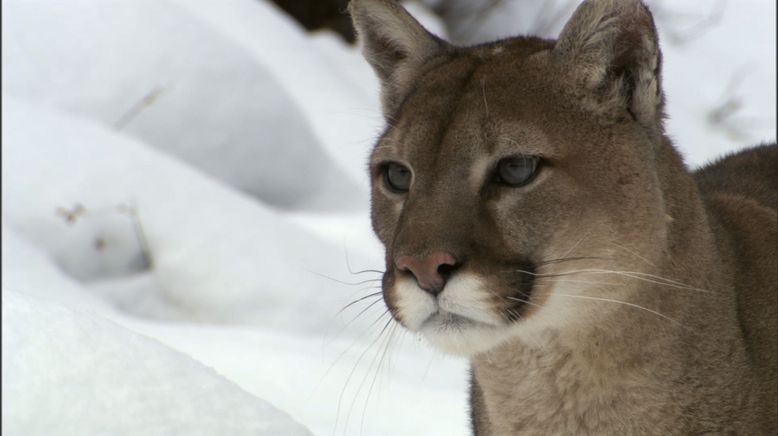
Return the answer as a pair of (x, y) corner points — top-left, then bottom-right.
(393, 273), (515, 356)
(420, 315), (515, 356)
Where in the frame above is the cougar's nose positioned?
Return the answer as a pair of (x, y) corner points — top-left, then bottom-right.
(395, 251), (459, 295)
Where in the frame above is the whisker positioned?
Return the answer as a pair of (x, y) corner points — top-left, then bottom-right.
(615, 270), (710, 289)
(517, 268), (714, 294)
(505, 295), (531, 305)
(593, 270), (713, 293)
(606, 241), (658, 267)
(359, 322), (399, 435)
(485, 288), (543, 310)
(420, 344), (437, 384)
(345, 297), (386, 328)
(349, 269), (386, 275)
(325, 295), (386, 353)
(321, 286), (381, 349)
(315, 310), (391, 433)
(505, 307), (522, 322)
(320, 286), (383, 355)
(561, 231), (590, 258)
(546, 292), (689, 330)
(340, 316), (395, 435)
(504, 295), (544, 318)
(334, 312), (392, 435)
(343, 246), (384, 276)
(382, 323), (404, 389)
(321, 306), (389, 386)
(533, 278), (623, 287)
(335, 291), (383, 317)
(534, 277), (725, 301)
(536, 256), (610, 267)
(312, 271), (383, 287)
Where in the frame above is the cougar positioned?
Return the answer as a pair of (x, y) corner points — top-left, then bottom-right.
(349, 0), (777, 434)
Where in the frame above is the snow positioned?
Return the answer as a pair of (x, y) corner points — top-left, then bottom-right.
(2, 291), (312, 436)
(2, 0), (364, 210)
(3, 97), (381, 331)
(2, 0), (775, 435)
(659, 0), (777, 165)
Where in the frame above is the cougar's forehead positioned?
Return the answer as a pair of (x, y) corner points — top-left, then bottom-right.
(375, 55), (483, 164)
(371, 41), (563, 170)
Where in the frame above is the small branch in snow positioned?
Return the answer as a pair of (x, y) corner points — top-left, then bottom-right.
(56, 203), (87, 225)
(706, 66), (757, 142)
(121, 199), (154, 270)
(55, 201), (153, 270)
(113, 87), (165, 131)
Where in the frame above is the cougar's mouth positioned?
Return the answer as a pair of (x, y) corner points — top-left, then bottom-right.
(420, 311), (490, 331)
(417, 309), (510, 355)
(420, 309), (497, 332)
(386, 262), (540, 355)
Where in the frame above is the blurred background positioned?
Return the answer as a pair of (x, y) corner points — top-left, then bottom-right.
(2, 0), (775, 434)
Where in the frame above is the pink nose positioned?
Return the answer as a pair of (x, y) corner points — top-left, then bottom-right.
(395, 251), (458, 295)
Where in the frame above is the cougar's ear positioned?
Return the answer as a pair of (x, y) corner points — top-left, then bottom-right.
(349, 0), (449, 116)
(554, 0), (663, 131)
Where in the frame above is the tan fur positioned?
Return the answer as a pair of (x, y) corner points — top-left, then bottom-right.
(350, 0), (777, 433)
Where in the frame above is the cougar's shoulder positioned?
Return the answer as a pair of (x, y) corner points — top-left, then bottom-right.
(695, 143), (778, 210)
(693, 143), (777, 365)
(694, 143), (778, 429)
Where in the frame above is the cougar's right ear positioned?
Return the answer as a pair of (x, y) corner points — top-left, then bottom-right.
(349, 0), (449, 117)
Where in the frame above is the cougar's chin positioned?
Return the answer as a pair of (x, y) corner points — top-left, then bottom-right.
(419, 313), (515, 356)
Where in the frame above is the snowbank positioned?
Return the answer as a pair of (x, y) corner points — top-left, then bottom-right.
(2, 0), (364, 210)
(3, 224), (469, 436)
(2, 291), (312, 436)
(3, 98), (383, 332)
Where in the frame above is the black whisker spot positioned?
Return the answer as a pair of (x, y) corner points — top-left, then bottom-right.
(507, 261), (536, 321)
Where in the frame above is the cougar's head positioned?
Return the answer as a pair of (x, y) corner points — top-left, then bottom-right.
(351, 0), (670, 355)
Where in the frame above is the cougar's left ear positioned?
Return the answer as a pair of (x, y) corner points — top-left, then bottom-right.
(554, 0), (663, 131)
(349, 0), (449, 117)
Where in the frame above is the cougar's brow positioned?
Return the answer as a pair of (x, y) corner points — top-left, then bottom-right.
(387, 51), (469, 125)
(372, 54), (464, 164)
(372, 54), (483, 164)
(417, 60), (494, 172)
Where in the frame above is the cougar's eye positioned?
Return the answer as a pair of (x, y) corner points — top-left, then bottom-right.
(495, 156), (540, 186)
(383, 162), (412, 193)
